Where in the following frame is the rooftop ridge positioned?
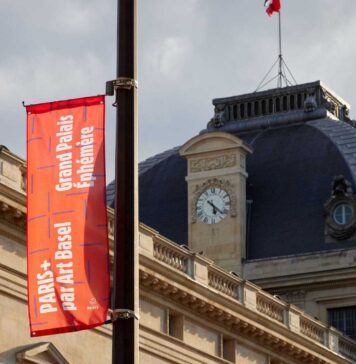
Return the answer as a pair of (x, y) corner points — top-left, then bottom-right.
(213, 81), (349, 107)
(205, 108), (330, 135)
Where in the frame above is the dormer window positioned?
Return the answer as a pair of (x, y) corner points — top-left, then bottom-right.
(324, 176), (356, 241)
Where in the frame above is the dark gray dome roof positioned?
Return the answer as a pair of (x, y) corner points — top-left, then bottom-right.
(107, 82), (356, 260)
(242, 120), (356, 259)
(107, 146), (187, 244)
(107, 118), (356, 259)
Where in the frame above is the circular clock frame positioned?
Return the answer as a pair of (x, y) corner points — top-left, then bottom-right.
(191, 178), (237, 224)
(196, 187), (231, 224)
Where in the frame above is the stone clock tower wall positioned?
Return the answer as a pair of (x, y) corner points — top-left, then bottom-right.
(180, 132), (252, 274)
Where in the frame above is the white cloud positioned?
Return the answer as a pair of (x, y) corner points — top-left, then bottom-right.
(146, 36), (191, 78)
(47, 2), (108, 35)
(2, 0), (356, 178)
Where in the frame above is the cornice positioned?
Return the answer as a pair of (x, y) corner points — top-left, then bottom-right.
(0, 200), (26, 233)
(251, 267), (356, 292)
(139, 266), (350, 364)
(0, 184), (26, 208)
(244, 249), (356, 291)
(0, 147), (26, 166)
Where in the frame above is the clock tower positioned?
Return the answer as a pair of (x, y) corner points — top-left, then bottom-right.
(179, 132), (252, 275)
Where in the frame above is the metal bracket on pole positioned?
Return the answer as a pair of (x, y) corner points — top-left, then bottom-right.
(110, 308), (140, 321)
(106, 77), (138, 96)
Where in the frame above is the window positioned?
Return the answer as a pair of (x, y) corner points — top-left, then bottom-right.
(333, 203), (353, 225)
(168, 312), (183, 340)
(328, 306), (356, 340)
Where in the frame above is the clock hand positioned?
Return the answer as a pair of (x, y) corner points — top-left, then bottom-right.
(207, 200), (224, 215)
(207, 200), (217, 214)
(214, 205), (224, 214)
(208, 200), (225, 215)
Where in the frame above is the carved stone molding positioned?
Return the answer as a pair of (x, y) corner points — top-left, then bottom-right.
(190, 154), (237, 173)
(240, 155), (245, 169)
(304, 87), (318, 113)
(0, 201), (26, 230)
(208, 104), (226, 128)
(140, 269), (331, 364)
(282, 290), (306, 307)
(19, 164), (27, 192)
(16, 342), (69, 364)
(191, 178), (237, 223)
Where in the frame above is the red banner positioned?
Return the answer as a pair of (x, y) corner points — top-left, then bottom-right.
(26, 96), (109, 337)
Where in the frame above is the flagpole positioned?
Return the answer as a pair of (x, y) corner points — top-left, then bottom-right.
(111, 0), (138, 363)
(278, 11), (282, 88)
(257, 1), (297, 91)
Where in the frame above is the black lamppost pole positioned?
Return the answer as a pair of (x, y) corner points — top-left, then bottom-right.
(110, 0), (138, 363)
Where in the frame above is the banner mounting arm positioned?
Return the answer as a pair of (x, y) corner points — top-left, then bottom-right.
(106, 77), (138, 96)
(109, 308), (140, 321)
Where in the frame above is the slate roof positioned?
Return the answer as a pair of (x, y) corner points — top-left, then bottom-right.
(106, 146), (180, 207)
(241, 120), (356, 259)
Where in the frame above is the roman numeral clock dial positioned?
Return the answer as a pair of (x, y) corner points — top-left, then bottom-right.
(196, 187), (230, 224)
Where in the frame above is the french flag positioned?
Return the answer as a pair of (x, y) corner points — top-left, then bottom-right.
(264, 0), (281, 16)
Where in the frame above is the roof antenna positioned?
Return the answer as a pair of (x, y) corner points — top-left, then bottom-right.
(255, 7), (297, 92)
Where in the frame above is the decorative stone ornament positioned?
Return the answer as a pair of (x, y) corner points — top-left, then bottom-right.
(304, 87), (317, 113)
(189, 154), (236, 173)
(324, 175), (356, 241)
(208, 104), (227, 128)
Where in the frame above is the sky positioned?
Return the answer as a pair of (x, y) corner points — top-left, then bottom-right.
(1, 0), (356, 182)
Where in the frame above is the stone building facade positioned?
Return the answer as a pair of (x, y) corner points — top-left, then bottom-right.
(2, 81), (356, 363)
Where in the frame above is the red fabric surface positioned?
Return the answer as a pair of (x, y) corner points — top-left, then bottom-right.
(266, 0), (281, 16)
(26, 95), (109, 336)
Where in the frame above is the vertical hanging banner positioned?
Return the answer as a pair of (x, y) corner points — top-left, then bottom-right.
(26, 95), (109, 337)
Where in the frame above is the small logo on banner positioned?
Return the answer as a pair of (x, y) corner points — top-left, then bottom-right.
(87, 297), (99, 311)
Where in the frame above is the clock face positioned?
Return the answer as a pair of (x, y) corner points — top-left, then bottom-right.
(196, 187), (230, 224)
